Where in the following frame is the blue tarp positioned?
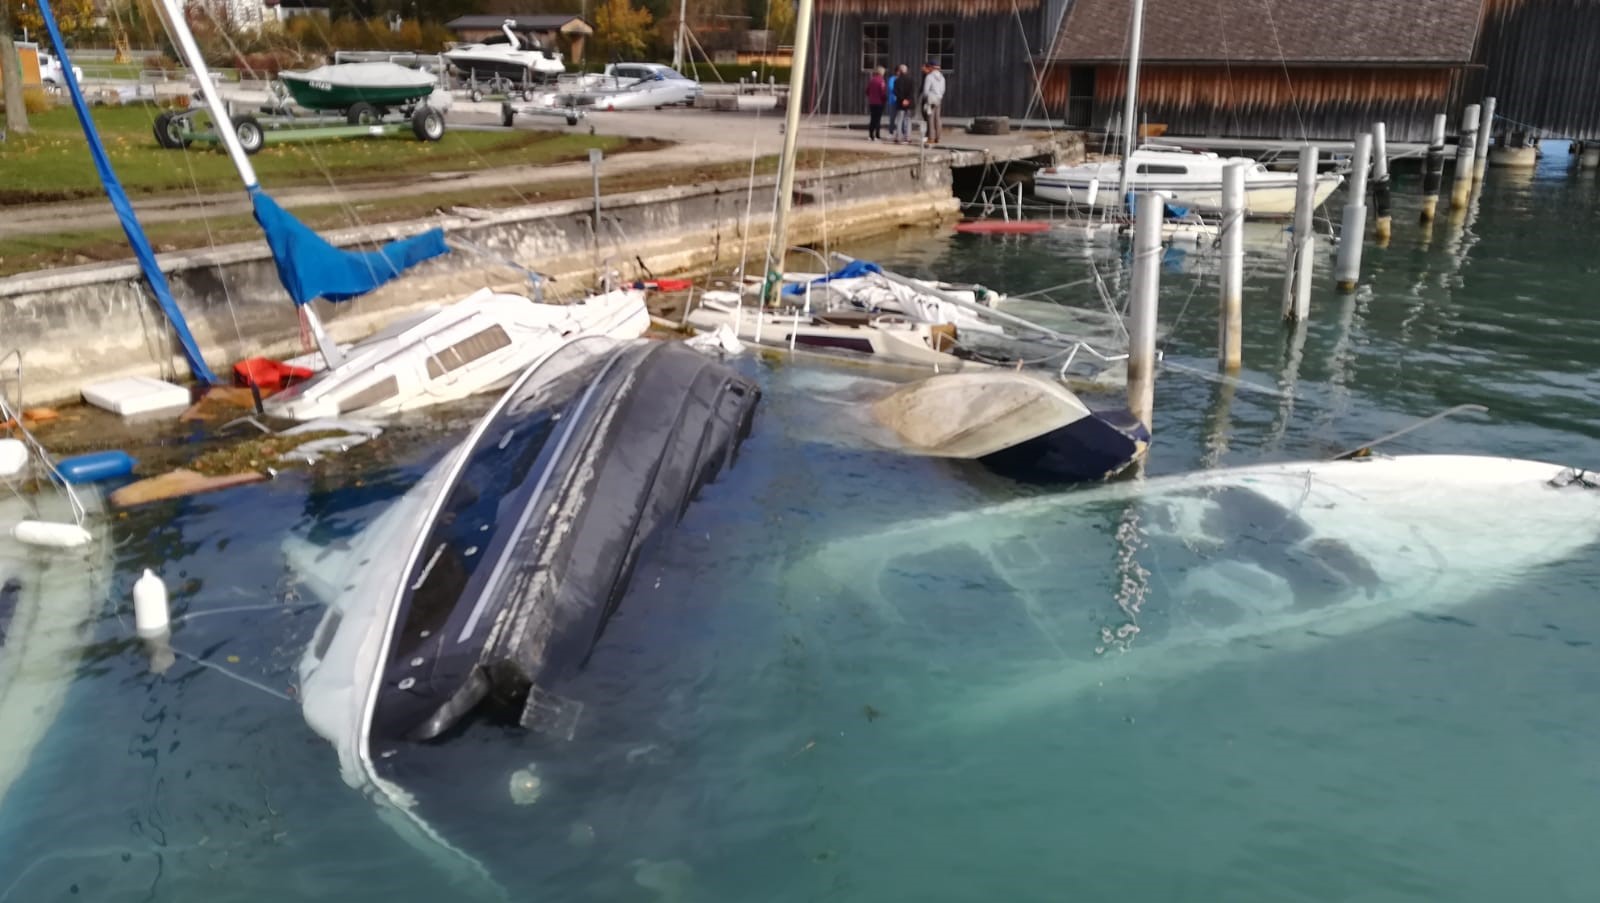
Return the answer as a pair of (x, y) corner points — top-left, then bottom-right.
(1124, 192), (1192, 221)
(781, 259), (883, 297)
(38, 0), (217, 385)
(250, 189), (450, 306)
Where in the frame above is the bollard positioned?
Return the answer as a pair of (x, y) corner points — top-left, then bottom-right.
(1473, 97), (1496, 182)
(1218, 162), (1246, 371)
(1281, 145), (1317, 322)
(1451, 104), (1479, 211)
(1421, 113), (1447, 222)
(1127, 191), (1161, 433)
(1372, 122), (1392, 245)
(1582, 145), (1600, 170)
(1335, 133), (1372, 292)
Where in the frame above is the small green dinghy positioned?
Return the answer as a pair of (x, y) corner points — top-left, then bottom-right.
(278, 61), (439, 113)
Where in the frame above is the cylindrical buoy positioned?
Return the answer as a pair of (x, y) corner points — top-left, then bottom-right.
(12, 520), (92, 549)
(133, 568), (171, 638)
(58, 450), (137, 484)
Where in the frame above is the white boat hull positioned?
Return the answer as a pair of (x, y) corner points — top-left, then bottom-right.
(1036, 173), (1342, 217)
(1034, 145), (1344, 217)
(687, 296), (970, 369)
(264, 288), (649, 422)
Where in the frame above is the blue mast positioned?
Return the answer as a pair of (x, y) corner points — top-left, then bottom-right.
(35, 0), (217, 385)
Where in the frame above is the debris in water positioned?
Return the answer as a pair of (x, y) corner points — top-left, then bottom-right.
(509, 764), (544, 805)
(862, 704), (882, 722)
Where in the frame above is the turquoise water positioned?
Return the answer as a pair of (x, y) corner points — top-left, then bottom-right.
(6, 146), (1600, 901)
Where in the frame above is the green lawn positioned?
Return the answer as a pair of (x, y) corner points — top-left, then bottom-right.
(0, 104), (658, 204)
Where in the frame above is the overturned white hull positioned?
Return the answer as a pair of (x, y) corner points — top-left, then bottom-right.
(792, 455), (1600, 728)
(264, 288), (649, 422)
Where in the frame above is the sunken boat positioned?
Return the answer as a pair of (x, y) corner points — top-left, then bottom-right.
(290, 337), (757, 873)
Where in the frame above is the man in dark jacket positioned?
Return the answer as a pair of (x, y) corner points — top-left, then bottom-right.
(889, 63), (914, 143)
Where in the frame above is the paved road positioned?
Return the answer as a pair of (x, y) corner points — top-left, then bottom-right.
(2, 104), (1051, 238)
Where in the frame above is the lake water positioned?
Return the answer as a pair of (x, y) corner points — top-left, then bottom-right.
(5, 146), (1600, 902)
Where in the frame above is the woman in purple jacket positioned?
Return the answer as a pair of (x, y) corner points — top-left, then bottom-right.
(865, 66), (887, 141)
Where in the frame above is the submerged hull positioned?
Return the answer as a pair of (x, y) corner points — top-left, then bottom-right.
(0, 488), (107, 814)
(1035, 171), (1343, 216)
(793, 455), (1600, 729)
(293, 338), (759, 852)
(687, 297), (970, 370)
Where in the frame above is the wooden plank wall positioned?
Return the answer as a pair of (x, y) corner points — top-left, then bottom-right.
(1475, 0), (1600, 140)
(1041, 65), (1465, 143)
(809, 10), (1051, 119)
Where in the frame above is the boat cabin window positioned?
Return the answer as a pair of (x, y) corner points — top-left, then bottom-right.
(1136, 163), (1188, 175)
(426, 326), (513, 379)
(338, 376), (399, 415)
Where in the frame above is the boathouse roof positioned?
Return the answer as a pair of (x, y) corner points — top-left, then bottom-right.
(1047, 0), (1484, 65)
(816, 0), (1041, 14)
(445, 14), (593, 35)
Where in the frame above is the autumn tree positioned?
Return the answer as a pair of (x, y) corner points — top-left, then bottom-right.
(593, 0), (652, 61)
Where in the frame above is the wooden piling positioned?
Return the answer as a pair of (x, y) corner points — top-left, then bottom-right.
(1372, 122), (1392, 245)
(1219, 163), (1245, 372)
(1281, 145), (1317, 323)
(1127, 192), (1161, 432)
(1335, 133), (1372, 293)
(1473, 97), (1495, 183)
(1421, 113), (1447, 222)
(1451, 104), (1479, 211)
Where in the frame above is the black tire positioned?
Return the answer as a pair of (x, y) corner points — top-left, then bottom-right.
(968, 116), (1010, 136)
(412, 106), (445, 142)
(153, 111), (181, 149)
(566, 112), (579, 127)
(470, 88), (484, 103)
(347, 101), (379, 126)
(500, 102), (515, 128)
(233, 115), (265, 155)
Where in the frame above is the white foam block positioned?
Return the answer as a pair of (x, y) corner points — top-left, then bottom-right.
(81, 376), (191, 417)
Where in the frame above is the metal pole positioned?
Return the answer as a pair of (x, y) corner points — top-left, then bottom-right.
(589, 146), (603, 270)
(1335, 133), (1372, 292)
(1127, 191), (1161, 432)
(1372, 122), (1391, 245)
(1451, 103), (1479, 211)
(1474, 97), (1496, 182)
(1421, 112), (1447, 222)
(763, 0), (817, 304)
(1218, 162), (1245, 372)
(1281, 145), (1317, 322)
(153, 0), (349, 369)
(1115, 0), (1146, 203)
(673, 0), (688, 71)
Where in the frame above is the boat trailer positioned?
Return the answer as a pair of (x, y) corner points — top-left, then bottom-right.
(152, 89), (448, 154)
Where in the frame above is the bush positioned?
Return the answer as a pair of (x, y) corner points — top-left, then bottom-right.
(23, 87), (55, 114)
(688, 62), (791, 85)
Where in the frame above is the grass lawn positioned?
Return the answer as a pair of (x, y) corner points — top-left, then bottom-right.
(0, 104), (662, 204)
(0, 149), (878, 277)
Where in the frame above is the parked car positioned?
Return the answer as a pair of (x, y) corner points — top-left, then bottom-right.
(599, 62), (702, 106)
(38, 51), (83, 88)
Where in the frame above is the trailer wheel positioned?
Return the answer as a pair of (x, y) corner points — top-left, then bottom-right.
(153, 111), (191, 149)
(470, 87), (484, 103)
(233, 115), (265, 155)
(347, 102), (380, 126)
(566, 112), (579, 127)
(412, 106), (446, 142)
(500, 102), (515, 128)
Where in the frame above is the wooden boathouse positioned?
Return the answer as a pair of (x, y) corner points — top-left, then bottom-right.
(808, 0), (1071, 121)
(1473, 0), (1600, 141)
(1040, 0), (1484, 143)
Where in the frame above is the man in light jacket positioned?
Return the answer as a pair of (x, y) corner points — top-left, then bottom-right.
(920, 60), (946, 144)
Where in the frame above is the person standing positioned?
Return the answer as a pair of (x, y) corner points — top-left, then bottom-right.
(920, 60), (945, 145)
(890, 63), (914, 143)
(865, 66), (887, 141)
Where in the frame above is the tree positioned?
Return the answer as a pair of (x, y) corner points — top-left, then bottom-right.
(11, 0), (97, 38)
(593, 0), (651, 61)
(1, 2), (29, 134)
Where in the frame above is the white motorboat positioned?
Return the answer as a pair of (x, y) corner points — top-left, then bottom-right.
(755, 269), (1007, 336)
(263, 287), (650, 422)
(444, 20), (566, 86)
(568, 66), (702, 110)
(793, 454), (1600, 730)
(289, 337), (760, 884)
(1034, 145), (1343, 217)
(686, 291), (971, 369)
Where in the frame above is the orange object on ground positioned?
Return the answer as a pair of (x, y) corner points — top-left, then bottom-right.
(234, 357), (313, 390)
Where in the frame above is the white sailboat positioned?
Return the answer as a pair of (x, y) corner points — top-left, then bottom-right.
(1032, 0), (1341, 218)
(147, 0), (649, 423)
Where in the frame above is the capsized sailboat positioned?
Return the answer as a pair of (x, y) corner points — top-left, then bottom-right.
(792, 454), (1600, 729)
(1035, 145), (1343, 217)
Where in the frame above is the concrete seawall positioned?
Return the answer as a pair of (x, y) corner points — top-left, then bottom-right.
(0, 154), (959, 406)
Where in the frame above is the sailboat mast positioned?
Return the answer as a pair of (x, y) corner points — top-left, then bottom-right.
(673, 0), (689, 71)
(764, 0), (816, 303)
(1115, 0), (1146, 202)
(153, 0), (345, 369)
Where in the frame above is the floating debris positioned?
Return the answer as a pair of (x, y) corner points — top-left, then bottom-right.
(508, 764), (543, 806)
